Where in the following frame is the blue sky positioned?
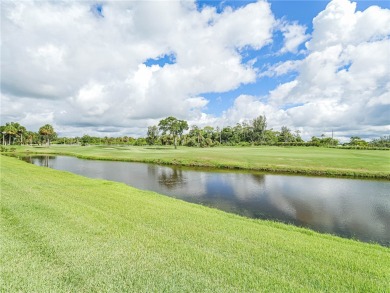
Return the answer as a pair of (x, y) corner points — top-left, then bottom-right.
(197, 0), (390, 116)
(1, 0), (389, 140)
(141, 0), (390, 119)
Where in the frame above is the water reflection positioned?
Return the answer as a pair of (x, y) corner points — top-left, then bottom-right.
(31, 155), (54, 167)
(148, 165), (187, 190)
(23, 155), (390, 246)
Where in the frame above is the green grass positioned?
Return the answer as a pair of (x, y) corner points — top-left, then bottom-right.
(1, 155), (389, 292)
(10, 144), (390, 178)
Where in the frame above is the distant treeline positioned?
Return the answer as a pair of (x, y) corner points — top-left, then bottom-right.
(1, 117), (389, 150)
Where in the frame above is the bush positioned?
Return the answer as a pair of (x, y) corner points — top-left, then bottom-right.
(0, 146), (8, 152)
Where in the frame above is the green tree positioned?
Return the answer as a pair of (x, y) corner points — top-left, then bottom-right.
(252, 115), (267, 142)
(203, 126), (214, 139)
(310, 136), (321, 146)
(146, 126), (159, 145)
(279, 126), (294, 143)
(134, 137), (147, 146)
(349, 136), (368, 147)
(221, 126), (233, 144)
(240, 122), (252, 143)
(214, 126), (221, 144)
(158, 117), (188, 149)
(39, 124), (55, 146)
(232, 123), (243, 144)
(4, 123), (17, 145)
(264, 129), (278, 145)
(294, 130), (304, 143)
(80, 134), (92, 146)
(15, 124), (27, 145)
(370, 136), (390, 148)
(189, 125), (204, 147)
(25, 131), (38, 146)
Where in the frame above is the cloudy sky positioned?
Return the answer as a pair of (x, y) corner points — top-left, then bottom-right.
(1, 0), (389, 141)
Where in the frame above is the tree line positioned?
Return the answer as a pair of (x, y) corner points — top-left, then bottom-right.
(1, 116), (389, 149)
(144, 116), (389, 149)
(1, 122), (56, 146)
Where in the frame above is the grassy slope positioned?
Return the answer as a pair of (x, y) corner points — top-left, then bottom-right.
(12, 144), (390, 178)
(1, 155), (389, 292)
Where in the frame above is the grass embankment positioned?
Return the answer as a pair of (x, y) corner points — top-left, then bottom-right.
(11, 144), (390, 179)
(1, 155), (389, 292)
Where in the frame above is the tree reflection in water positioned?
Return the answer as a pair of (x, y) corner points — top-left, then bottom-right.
(251, 174), (265, 184)
(22, 155), (55, 168)
(148, 165), (186, 190)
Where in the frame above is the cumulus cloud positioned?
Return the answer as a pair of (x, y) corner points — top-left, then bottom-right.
(257, 0), (390, 139)
(198, 0), (389, 140)
(1, 0), (389, 140)
(1, 0), (275, 135)
(280, 22), (310, 54)
(259, 60), (302, 77)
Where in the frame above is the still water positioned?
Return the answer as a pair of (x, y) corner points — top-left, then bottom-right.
(23, 155), (390, 246)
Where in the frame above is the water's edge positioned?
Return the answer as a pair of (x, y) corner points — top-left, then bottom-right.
(6, 150), (390, 179)
(19, 155), (390, 246)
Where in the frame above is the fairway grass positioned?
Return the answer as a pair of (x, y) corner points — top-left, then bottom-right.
(11, 144), (390, 178)
(1, 155), (389, 292)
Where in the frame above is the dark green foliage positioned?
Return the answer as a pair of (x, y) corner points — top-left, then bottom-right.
(1, 117), (388, 149)
(158, 116), (189, 149)
(146, 126), (159, 145)
(38, 124), (56, 146)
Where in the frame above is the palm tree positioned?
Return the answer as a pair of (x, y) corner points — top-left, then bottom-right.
(4, 123), (17, 145)
(26, 131), (37, 146)
(39, 124), (55, 146)
(15, 124), (26, 145)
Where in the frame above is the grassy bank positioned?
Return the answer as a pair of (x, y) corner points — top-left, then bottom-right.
(1, 155), (389, 292)
(9, 144), (390, 179)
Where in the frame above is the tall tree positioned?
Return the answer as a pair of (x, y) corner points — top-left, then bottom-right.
(203, 126), (214, 139)
(15, 124), (27, 145)
(279, 126), (293, 142)
(25, 131), (37, 146)
(158, 117), (188, 149)
(189, 125), (204, 147)
(349, 136), (368, 146)
(39, 124), (55, 146)
(146, 126), (159, 145)
(252, 115), (267, 142)
(4, 123), (17, 145)
(221, 126), (233, 144)
(0, 125), (5, 145)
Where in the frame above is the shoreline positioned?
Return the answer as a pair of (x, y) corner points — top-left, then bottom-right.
(7, 149), (390, 179)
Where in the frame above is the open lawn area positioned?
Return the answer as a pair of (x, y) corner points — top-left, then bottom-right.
(1, 155), (389, 292)
(10, 144), (390, 178)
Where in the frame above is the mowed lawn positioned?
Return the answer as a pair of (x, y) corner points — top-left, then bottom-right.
(1, 155), (389, 292)
(13, 144), (390, 178)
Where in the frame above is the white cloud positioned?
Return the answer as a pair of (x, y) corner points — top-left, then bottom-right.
(212, 1), (274, 50)
(70, 82), (110, 116)
(260, 60), (302, 77)
(269, 80), (298, 105)
(1, 0), (389, 140)
(260, 0), (390, 139)
(307, 0), (390, 51)
(220, 95), (286, 127)
(280, 22), (310, 53)
(1, 0), (276, 136)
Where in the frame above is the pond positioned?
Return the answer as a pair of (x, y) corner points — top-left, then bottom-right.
(22, 155), (390, 246)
